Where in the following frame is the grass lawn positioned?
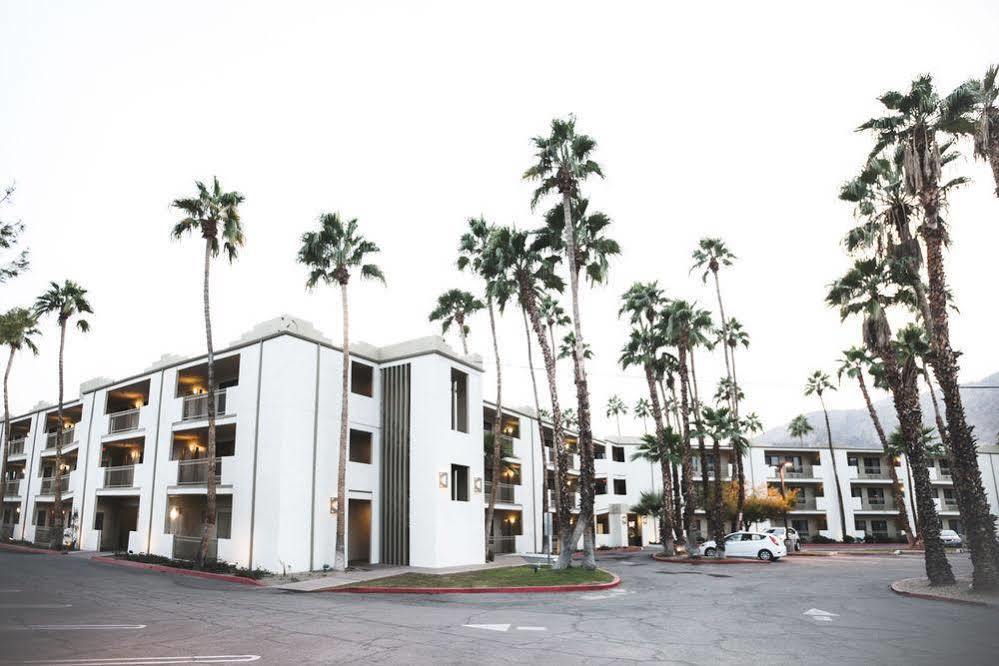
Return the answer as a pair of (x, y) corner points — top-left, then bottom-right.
(352, 565), (614, 588)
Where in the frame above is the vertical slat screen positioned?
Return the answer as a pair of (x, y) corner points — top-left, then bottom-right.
(380, 364), (411, 565)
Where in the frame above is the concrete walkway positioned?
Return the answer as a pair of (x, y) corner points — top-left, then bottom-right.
(269, 554), (527, 591)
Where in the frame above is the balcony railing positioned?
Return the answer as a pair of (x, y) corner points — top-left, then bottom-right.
(108, 408), (140, 434)
(499, 436), (516, 459)
(7, 438), (26, 456)
(484, 481), (516, 503)
(858, 498), (893, 510)
(103, 465), (135, 489)
(2, 479), (20, 496)
(488, 535), (517, 555)
(172, 534), (217, 561)
(791, 497), (817, 510)
(177, 459), (222, 485)
(44, 427), (76, 451)
(39, 476), (70, 495)
(854, 466), (889, 480)
(941, 498), (959, 510)
(938, 468), (952, 479)
(694, 463), (732, 478)
(547, 490), (579, 509)
(181, 390), (228, 422)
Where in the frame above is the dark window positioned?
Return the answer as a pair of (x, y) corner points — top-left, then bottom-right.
(596, 513), (610, 535)
(450, 369), (468, 433)
(350, 362), (374, 397)
(93, 512), (104, 531)
(847, 456), (859, 467)
(947, 519), (962, 533)
(349, 429), (373, 464)
(612, 446), (625, 463)
(35, 510), (46, 526)
(451, 464), (469, 501)
(595, 478), (608, 495)
(613, 479), (627, 495)
(594, 445), (606, 460)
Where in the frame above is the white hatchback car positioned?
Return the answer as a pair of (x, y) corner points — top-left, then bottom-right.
(939, 529), (963, 548)
(699, 531), (787, 561)
(765, 526), (802, 552)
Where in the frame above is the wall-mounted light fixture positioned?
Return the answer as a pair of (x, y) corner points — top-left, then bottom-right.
(169, 506), (180, 521)
(329, 497), (338, 516)
(438, 472), (449, 489)
(473, 478), (483, 493)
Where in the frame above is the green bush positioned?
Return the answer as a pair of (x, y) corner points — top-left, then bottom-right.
(811, 534), (837, 544)
(113, 551), (271, 580)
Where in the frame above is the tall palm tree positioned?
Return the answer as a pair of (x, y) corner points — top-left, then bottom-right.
(0, 183), (29, 284)
(298, 212), (384, 571)
(457, 217), (508, 561)
(428, 289), (484, 355)
(34, 281), (91, 550)
(171, 177), (245, 567)
(787, 415), (813, 445)
(691, 238), (739, 414)
(524, 116), (606, 566)
(697, 405), (736, 556)
(804, 370), (848, 541)
(837, 347), (914, 545)
(968, 65), (999, 198)
(605, 395), (627, 436)
(861, 75), (999, 589)
(519, 302), (549, 555)
(634, 398), (652, 434)
(0, 308), (40, 506)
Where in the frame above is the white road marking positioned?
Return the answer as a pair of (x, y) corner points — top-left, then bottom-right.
(803, 608), (839, 622)
(516, 626), (547, 631)
(23, 656), (261, 665)
(462, 623), (510, 632)
(0, 589), (22, 592)
(17, 624), (147, 631)
(0, 604), (71, 609)
(579, 588), (631, 601)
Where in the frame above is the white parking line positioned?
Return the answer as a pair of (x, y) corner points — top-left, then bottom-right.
(22, 656), (261, 665)
(0, 604), (71, 609)
(516, 626), (547, 631)
(16, 624), (147, 631)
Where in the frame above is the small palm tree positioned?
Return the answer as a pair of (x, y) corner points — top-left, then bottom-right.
(0, 307), (40, 506)
(804, 370), (848, 541)
(35, 281), (91, 550)
(630, 490), (665, 540)
(605, 395), (627, 436)
(171, 177), (245, 568)
(298, 212), (384, 571)
(428, 289), (484, 355)
(634, 398), (652, 433)
(786, 415), (813, 445)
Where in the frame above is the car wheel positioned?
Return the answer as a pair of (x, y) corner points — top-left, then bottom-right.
(704, 547), (716, 557)
(757, 549), (774, 561)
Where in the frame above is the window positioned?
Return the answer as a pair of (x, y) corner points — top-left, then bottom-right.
(613, 479), (627, 495)
(871, 520), (888, 535)
(594, 445), (606, 460)
(595, 478), (607, 495)
(612, 446), (625, 463)
(450, 369), (468, 433)
(349, 429), (372, 464)
(596, 513), (610, 535)
(93, 512), (104, 531)
(451, 464), (469, 501)
(350, 362), (374, 397)
(867, 487), (885, 504)
(217, 509), (232, 539)
(847, 456), (859, 468)
(35, 510), (46, 526)
(851, 487), (862, 498)
(791, 520), (810, 536)
(854, 520), (867, 533)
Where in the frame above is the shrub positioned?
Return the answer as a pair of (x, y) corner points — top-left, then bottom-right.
(842, 535), (856, 543)
(113, 551), (271, 580)
(811, 534), (837, 544)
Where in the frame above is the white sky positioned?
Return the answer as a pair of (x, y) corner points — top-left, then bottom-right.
(2, 1), (997, 438)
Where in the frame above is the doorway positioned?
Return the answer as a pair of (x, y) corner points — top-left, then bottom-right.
(95, 496), (139, 552)
(627, 513), (643, 547)
(348, 498), (371, 565)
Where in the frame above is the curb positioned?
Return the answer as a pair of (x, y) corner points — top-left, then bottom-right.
(0, 542), (60, 555)
(321, 571), (621, 594)
(651, 553), (775, 565)
(889, 579), (995, 609)
(92, 556), (266, 587)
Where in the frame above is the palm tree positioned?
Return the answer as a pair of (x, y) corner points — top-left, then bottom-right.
(968, 65), (999, 198)
(804, 370), (848, 541)
(428, 289), (484, 355)
(34, 281), (91, 550)
(787, 415), (813, 445)
(519, 302), (550, 556)
(861, 75), (999, 588)
(837, 347), (914, 545)
(691, 238), (739, 414)
(524, 116), (606, 565)
(0, 308), (40, 507)
(0, 183), (29, 284)
(634, 398), (652, 433)
(298, 212), (384, 571)
(457, 217), (508, 561)
(696, 406), (736, 556)
(605, 395), (627, 436)
(171, 177), (245, 567)
(630, 490), (665, 542)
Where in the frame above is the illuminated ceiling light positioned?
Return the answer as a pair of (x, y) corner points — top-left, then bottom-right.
(438, 472), (449, 489)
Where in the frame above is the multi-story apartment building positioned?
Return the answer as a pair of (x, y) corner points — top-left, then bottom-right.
(0, 316), (653, 572)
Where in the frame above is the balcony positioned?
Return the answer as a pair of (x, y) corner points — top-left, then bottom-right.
(791, 497), (818, 511)
(2, 479), (20, 496)
(181, 390), (228, 422)
(177, 459), (222, 485)
(484, 481), (516, 503)
(857, 498), (894, 511)
(499, 436), (516, 460)
(172, 534), (217, 561)
(693, 463), (732, 479)
(7, 437), (26, 457)
(852, 466), (890, 480)
(547, 490), (580, 509)
(108, 408), (140, 434)
(44, 427), (76, 451)
(39, 476), (69, 495)
(103, 465), (135, 489)
(941, 497), (959, 511)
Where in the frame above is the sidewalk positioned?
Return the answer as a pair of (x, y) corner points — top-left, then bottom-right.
(269, 554), (527, 591)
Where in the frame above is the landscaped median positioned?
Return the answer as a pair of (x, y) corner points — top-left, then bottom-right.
(93, 553), (270, 586)
(891, 577), (999, 609)
(324, 565), (620, 594)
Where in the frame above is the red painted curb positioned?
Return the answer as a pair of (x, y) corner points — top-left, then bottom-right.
(0, 542), (59, 555)
(321, 572), (621, 594)
(651, 553), (775, 565)
(889, 581), (995, 609)
(92, 556), (265, 587)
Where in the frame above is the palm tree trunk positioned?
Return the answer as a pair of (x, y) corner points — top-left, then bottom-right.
(855, 374), (914, 546)
(818, 395), (848, 541)
(688, 350), (714, 544)
(643, 364), (676, 555)
(50, 321), (67, 551)
(0, 347), (14, 519)
(905, 455), (920, 541)
(333, 282), (351, 571)
(522, 308), (548, 555)
(560, 193), (597, 570)
(920, 222), (999, 590)
(709, 435), (726, 557)
(457, 314), (469, 356)
(197, 239), (218, 568)
(519, 281), (571, 569)
(676, 347), (696, 555)
(711, 269), (745, 531)
(483, 297), (503, 561)
(920, 363), (949, 449)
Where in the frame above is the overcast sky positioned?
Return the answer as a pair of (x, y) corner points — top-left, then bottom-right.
(1, 1), (997, 438)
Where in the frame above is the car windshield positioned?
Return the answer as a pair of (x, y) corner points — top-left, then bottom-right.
(940, 530), (957, 537)
(766, 528), (784, 535)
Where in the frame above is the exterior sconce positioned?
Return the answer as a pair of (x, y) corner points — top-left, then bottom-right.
(621, 515), (629, 525)
(329, 497), (338, 516)
(169, 507), (180, 521)
(473, 478), (483, 493)
(438, 472), (449, 489)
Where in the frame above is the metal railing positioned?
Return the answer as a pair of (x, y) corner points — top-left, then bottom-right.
(181, 390), (228, 421)
(39, 476), (69, 495)
(44, 427), (76, 451)
(855, 466), (889, 480)
(938, 468), (952, 478)
(547, 490), (579, 509)
(484, 481), (516, 503)
(7, 438), (25, 456)
(942, 498), (959, 509)
(791, 497), (817, 510)
(108, 408), (140, 434)
(2, 479), (20, 496)
(177, 459), (222, 485)
(103, 465), (135, 489)
(488, 535), (517, 554)
(172, 534), (217, 561)
(499, 436), (516, 459)
(859, 498), (893, 510)
(33, 526), (51, 545)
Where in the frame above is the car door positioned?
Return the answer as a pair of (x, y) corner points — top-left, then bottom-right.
(725, 533), (747, 556)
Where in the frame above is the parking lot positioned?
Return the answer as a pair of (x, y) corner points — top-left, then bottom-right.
(0, 547), (996, 664)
